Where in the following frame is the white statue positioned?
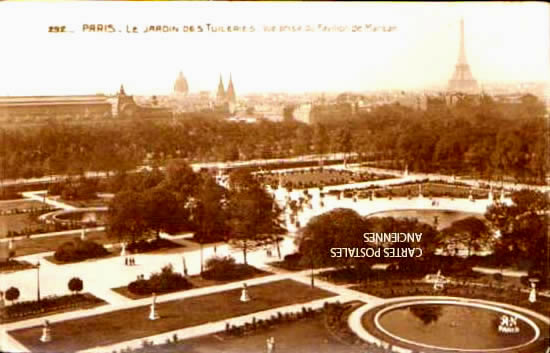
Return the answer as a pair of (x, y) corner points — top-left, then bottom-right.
(40, 320), (52, 342)
(120, 242), (127, 257)
(240, 283), (251, 302)
(80, 228), (86, 241)
(529, 282), (537, 303)
(266, 336), (275, 353)
(149, 292), (160, 320)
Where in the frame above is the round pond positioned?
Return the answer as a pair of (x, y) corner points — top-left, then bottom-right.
(51, 208), (108, 226)
(368, 301), (539, 351)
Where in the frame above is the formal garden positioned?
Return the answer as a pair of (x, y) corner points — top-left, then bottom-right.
(10, 279), (336, 353)
(257, 167), (394, 190)
(324, 180), (499, 200)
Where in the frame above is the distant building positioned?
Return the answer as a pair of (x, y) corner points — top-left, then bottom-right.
(0, 94), (112, 122)
(117, 84), (171, 119)
(448, 19), (479, 94)
(215, 74), (237, 114)
(293, 103), (313, 124)
(173, 72), (189, 95)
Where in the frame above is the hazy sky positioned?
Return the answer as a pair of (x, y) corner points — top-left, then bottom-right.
(0, 1), (548, 95)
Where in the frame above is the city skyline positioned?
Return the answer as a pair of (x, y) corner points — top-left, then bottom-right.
(0, 2), (548, 96)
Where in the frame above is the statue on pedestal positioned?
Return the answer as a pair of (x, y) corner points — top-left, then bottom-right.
(149, 292), (160, 320)
(266, 336), (275, 353)
(240, 283), (251, 302)
(529, 281), (537, 303)
(433, 270), (445, 291)
(80, 228), (86, 241)
(488, 186), (494, 202)
(40, 320), (52, 343)
(468, 189), (473, 202)
(120, 242), (127, 257)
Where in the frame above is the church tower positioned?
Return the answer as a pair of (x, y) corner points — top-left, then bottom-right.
(226, 73), (236, 104)
(216, 74), (226, 102)
(448, 18), (478, 94)
(174, 72), (189, 95)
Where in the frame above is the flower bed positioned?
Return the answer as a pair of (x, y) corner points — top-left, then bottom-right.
(0, 259), (35, 273)
(258, 168), (393, 189)
(330, 181), (494, 200)
(352, 280), (550, 316)
(0, 293), (105, 323)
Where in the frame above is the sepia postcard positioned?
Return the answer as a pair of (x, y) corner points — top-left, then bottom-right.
(0, 1), (549, 353)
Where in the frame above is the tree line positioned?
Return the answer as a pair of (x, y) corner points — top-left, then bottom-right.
(0, 94), (547, 184)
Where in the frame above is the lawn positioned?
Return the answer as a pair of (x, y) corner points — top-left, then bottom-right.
(10, 231), (112, 257)
(56, 198), (110, 208)
(11, 279), (337, 353)
(0, 214), (47, 238)
(0, 200), (48, 212)
(112, 268), (271, 300)
(129, 312), (363, 353)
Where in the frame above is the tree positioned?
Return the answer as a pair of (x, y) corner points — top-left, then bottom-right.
(144, 186), (181, 237)
(313, 123), (328, 165)
(439, 217), (491, 257)
(485, 189), (549, 275)
(107, 190), (149, 243)
(227, 170), (284, 265)
(68, 277), (84, 294)
(5, 286), (19, 304)
(164, 159), (198, 198)
(297, 208), (367, 271)
(283, 105), (296, 122)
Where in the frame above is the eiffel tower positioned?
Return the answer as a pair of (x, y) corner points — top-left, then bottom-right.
(448, 18), (478, 93)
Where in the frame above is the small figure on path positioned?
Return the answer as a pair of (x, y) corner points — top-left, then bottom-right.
(124, 257), (128, 266)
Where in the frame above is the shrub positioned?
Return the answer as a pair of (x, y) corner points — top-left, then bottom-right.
(284, 253), (302, 263)
(68, 277), (84, 294)
(202, 255), (259, 281)
(492, 273), (503, 282)
(54, 239), (108, 263)
(5, 286), (20, 303)
(126, 238), (179, 253)
(128, 264), (192, 296)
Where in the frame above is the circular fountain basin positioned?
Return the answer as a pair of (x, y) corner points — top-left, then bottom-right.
(45, 207), (108, 226)
(352, 298), (548, 353)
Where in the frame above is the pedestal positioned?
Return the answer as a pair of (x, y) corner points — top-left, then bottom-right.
(529, 288), (537, 303)
(240, 286), (250, 302)
(40, 327), (52, 343)
(149, 303), (160, 320)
